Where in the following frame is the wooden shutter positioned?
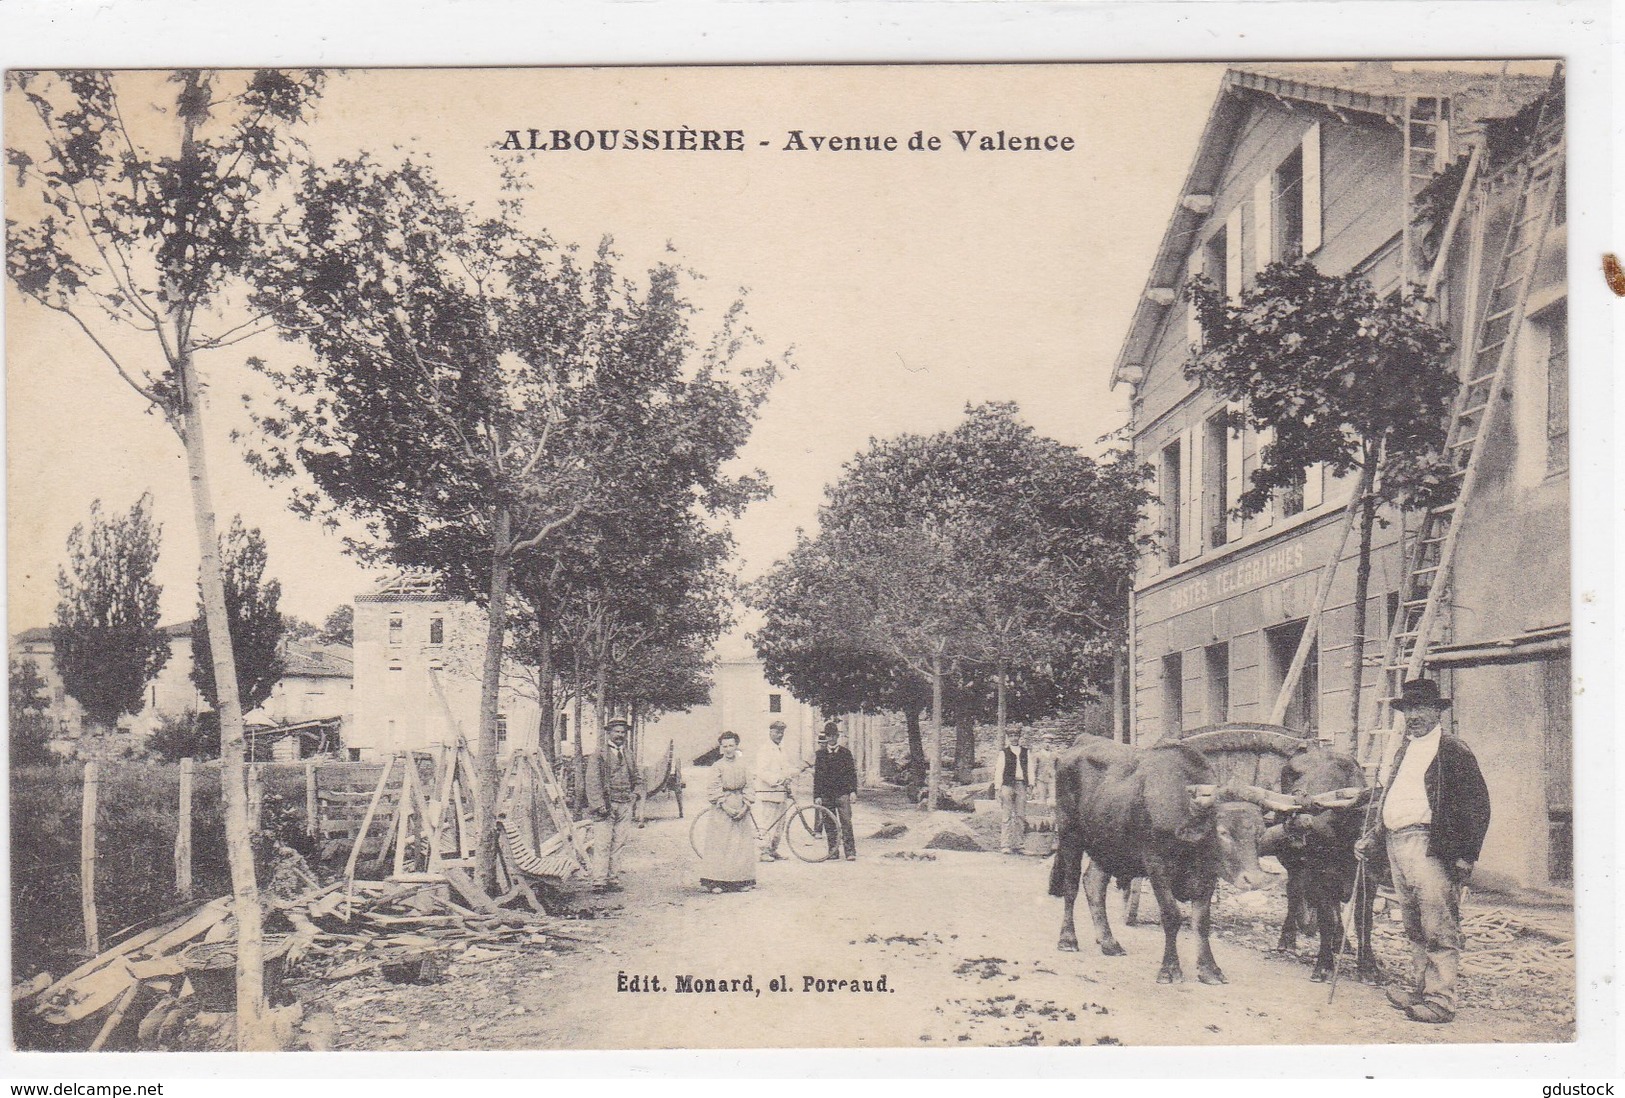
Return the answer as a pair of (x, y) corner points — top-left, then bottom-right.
(1225, 206), (1243, 300)
(1180, 426), (1202, 562)
(1303, 462), (1324, 510)
(1302, 121), (1323, 255)
(1146, 457), (1163, 577)
(1255, 425), (1276, 530)
(1253, 175), (1274, 272)
(1226, 403), (1245, 542)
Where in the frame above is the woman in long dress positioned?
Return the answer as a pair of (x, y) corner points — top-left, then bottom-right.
(699, 732), (757, 893)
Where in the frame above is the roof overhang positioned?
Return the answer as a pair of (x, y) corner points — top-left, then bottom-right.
(1424, 625), (1570, 668)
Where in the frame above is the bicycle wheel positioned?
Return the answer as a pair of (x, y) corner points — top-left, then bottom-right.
(785, 804), (839, 862)
(688, 807), (716, 859)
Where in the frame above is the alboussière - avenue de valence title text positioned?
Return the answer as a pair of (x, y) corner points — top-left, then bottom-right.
(499, 128), (1078, 153)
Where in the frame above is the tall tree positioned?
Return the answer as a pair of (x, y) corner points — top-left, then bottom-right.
(9, 658), (58, 766)
(7, 69), (326, 1044)
(191, 518), (285, 715)
(52, 497), (170, 737)
(249, 159), (779, 885)
(317, 604), (354, 646)
(1187, 262), (1457, 749)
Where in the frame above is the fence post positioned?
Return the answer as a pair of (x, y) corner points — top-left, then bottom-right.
(80, 760), (100, 957)
(305, 759), (319, 837)
(175, 757), (194, 898)
(247, 763), (265, 831)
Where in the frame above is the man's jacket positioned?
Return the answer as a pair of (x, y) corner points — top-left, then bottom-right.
(586, 746), (643, 814)
(1379, 732), (1491, 865)
(813, 746), (858, 801)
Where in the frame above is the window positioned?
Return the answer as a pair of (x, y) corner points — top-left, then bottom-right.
(429, 616), (444, 646)
(1265, 619), (1320, 736)
(1546, 314), (1568, 474)
(1203, 414), (1230, 548)
(1279, 466), (1307, 518)
(1204, 642), (1230, 725)
(1204, 226), (1229, 295)
(768, 693), (782, 713)
(1162, 652), (1185, 736)
(1543, 655), (1572, 884)
(497, 714), (509, 746)
(1161, 438), (1183, 566)
(1275, 145), (1305, 261)
(388, 615), (403, 647)
(348, 748), (362, 762)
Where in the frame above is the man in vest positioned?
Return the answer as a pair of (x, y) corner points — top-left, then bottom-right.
(753, 719), (805, 861)
(1357, 677), (1490, 1024)
(586, 718), (644, 893)
(991, 728), (1032, 855)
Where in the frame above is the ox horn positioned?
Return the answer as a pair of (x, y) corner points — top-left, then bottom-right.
(1217, 779), (1302, 814)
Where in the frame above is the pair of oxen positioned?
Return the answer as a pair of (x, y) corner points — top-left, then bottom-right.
(1048, 733), (1385, 986)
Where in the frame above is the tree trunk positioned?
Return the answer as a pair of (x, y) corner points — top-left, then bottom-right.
(537, 596), (555, 766)
(1344, 462), (1381, 757)
(953, 717), (976, 785)
(995, 656), (1007, 737)
(904, 707), (925, 798)
(572, 654), (585, 814)
(177, 349), (268, 1048)
(475, 505), (513, 891)
(594, 619), (609, 757)
(929, 654), (944, 812)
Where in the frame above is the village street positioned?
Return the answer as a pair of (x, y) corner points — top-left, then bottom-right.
(315, 782), (1576, 1052)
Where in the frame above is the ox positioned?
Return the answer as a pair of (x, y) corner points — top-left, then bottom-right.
(1262, 746), (1383, 983)
(1049, 739), (1296, 984)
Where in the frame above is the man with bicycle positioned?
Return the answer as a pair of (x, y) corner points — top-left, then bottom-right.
(754, 719), (807, 861)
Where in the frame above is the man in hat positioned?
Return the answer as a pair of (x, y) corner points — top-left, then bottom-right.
(753, 719), (806, 861)
(990, 728), (1032, 855)
(585, 718), (644, 893)
(813, 721), (858, 860)
(1357, 677), (1490, 1024)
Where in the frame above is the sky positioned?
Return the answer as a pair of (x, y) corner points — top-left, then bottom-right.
(5, 63), (1228, 636)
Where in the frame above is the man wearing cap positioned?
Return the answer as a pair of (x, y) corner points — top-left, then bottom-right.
(1357, 677), (1490, 1024)
(813, 722), (858, 861)
(753, 720), (804, 861)
(586, 718), (644, 893)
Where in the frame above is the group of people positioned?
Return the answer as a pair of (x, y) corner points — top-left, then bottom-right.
(989, 728), (1062, 855)
(695, 720), (859, 892)
(583, 676), (1491, 1027)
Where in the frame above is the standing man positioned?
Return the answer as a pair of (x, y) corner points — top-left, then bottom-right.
(753, 719), (802, 861)
(813, 721), (858, 861)
(1031, 731), (1060, 807)
(585, 718), (644, 894)
(991, 728), (1031, 855)
(1358, 677), (1490, 1025)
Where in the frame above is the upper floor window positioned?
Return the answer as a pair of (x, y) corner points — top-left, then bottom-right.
(496, 714), (509, 746)
(1160, 437), (1183, 566)
(768, 693), (783, 713)
(428, 616), (444, 646)
(388, 615), (403, 647)
(1275, 146), (1306, 262)
(1202, 413), (1231, 549)
(1545, 313), (1568, 474)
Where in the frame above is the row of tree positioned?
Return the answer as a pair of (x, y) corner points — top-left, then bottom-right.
(750, 402), (1153, 808)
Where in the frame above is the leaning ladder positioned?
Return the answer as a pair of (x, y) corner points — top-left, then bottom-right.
(1400, 95), (1452, 286)
(1369, 126), (1565, 770)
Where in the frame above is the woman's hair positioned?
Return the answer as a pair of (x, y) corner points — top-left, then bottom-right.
(718, 731), (740, 746)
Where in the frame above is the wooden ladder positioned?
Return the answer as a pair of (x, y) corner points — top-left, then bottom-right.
(1401, 95), (1452, 285)
(1369, 119), (1564, 770)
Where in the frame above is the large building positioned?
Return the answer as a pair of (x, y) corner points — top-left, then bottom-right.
(1112, 63), (1566, 891)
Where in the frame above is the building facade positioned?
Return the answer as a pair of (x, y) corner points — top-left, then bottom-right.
(1114, 64), (1565, 890)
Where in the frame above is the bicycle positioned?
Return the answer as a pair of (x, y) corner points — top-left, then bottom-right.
(689, 783), (841, 863)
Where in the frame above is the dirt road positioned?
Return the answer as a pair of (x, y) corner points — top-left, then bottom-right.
(321, 786), (1575, 1051)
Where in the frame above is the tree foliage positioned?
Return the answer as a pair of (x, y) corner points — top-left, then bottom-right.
(750, 403), (1151, 800)
(9, 658), (57, 766)
(1186, 262), (1459, 517)
(317, 604), (354, 646)
(52, 496), (170, 735)
(191, 518), (285, 714)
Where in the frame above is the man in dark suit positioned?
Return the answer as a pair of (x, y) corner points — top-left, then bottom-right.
(813, 721), (858, 861)
(1357, 677), (1491, 1024)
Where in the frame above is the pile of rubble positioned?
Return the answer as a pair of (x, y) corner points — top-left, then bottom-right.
(12, 868), (599, 1052)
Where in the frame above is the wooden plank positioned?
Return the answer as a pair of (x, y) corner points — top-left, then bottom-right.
(174, 758), (194, 899)
(81, 761), (100, 957)
(305, 759), (319, 836)
(344, 756), (396, 881)
(441, 866), (499, 914)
